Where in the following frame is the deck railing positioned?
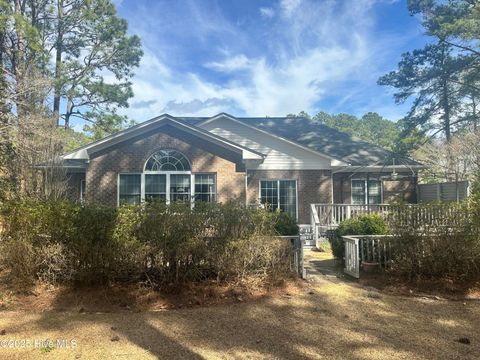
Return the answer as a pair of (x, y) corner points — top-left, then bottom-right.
(314, 204), (391, 227)
(310, 203), (468, 242)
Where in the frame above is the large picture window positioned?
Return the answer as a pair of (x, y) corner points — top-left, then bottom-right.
(195, 174), (216, 202)
(170, 174), (191, 202)
(260, 180), (297, 219)
(145, 174), (166, 202)
(119, 174), (141, 205)
(118, 150), (216, 205)
(351, 179), (382, 205)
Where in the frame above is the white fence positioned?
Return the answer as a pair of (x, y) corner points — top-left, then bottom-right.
(343, 236), (360, 278)
(418, 181), (469, 203)
(342, 235), (393, 279)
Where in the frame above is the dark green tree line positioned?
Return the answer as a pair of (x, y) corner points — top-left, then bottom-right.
(379, 0), (480, 141)
(0, 0), (142, 199)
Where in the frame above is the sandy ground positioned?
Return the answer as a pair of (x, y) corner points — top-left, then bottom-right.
(0, 251), (479, 360)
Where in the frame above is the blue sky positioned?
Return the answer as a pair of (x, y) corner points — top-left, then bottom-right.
(111, 0), (428, 122)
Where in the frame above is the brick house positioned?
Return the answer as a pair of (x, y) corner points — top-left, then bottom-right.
(61, 113), (423, 225)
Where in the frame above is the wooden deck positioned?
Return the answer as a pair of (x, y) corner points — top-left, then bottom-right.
(310, 202), (467, 243)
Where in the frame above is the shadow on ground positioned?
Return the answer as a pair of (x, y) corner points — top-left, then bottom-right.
(0, 250), (479, 359)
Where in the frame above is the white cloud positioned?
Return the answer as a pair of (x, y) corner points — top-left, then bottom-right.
(204, 54), (251, 72)
(215, 40), (369, 116)
(280, 0), (302, 16)
(116, 0), (417, 120)
(259, 7), (275, 19)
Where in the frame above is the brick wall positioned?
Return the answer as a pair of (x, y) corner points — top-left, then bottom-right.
(383, 179), (417, 203)
(85, 125), (246, 205)
(247, 169), (332, 224)
(333, 172), (417, 204)
(80, 123), (418, 223)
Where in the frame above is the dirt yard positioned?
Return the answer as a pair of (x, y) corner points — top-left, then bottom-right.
(0, 250), (479, 360)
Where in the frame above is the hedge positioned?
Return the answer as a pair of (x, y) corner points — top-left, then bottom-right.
(0, 200), (295, 288)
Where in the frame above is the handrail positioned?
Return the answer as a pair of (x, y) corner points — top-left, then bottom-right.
(311, 203), (466, 229)
(311, 203), (392, 227)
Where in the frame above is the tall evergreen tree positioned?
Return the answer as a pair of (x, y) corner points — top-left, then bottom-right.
(48, 0), (143, 130)
(408, 0), (480, 130)
(378, 42), (467, 141)
(0, 0), (142, 198)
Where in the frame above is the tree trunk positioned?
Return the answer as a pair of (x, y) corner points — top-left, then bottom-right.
(65, 97), (73, 128)
(440, 43), (451, 142)
(473, 96), (478, 131)
(442, 80), (451, 141)
(14, 0), (26, 117)
(53, 0), (64, 126)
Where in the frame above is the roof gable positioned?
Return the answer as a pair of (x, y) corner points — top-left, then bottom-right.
(63, 115), (264, 162)
(197, 113), (347, 167)
(188, 114), (421, 167)
(62, 112), (422, 169)
(241, 117), (421, 167)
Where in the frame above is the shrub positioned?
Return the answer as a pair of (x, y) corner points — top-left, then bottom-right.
(332, 214), (389, 259)
(0, 199), (295, 288)
(0, 238), (36, 289)
(388, 202), (480, 280)
(274, 211), (299, 236)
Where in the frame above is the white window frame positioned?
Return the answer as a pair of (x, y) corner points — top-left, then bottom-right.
(144, 149), (192, 172)
(350, 178), (383, 205)
(259, 179), (298, 220)
(117, 172), (217, 206)
(194, 173), (217, 203)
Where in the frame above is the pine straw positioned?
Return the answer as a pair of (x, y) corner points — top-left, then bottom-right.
(0, 275), (479, 359)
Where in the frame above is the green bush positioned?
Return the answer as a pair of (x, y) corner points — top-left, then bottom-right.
(332, 214), (389, 259)
(274, 211), (299, 236)
(0, 199), (295, 288)
(388, 202), (480, 280)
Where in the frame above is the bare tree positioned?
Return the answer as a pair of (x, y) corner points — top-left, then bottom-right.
(415, 128), (480, 182)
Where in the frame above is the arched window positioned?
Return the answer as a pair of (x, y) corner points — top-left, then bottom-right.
(144, 149), (191, 172)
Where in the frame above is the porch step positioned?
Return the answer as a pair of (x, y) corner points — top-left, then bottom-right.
(303, 239), (316, 247)
(299, 225), (316, 249)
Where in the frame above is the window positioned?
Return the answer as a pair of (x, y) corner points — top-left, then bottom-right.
(118, 150), (218, 205)
(367, 180), (382, 204)
(260, 180), (278, 210)
(195, 174), (216, 202)
(170, 174), (191, 202)
(279, 180), (297, 218)
(119, 174), (141, 205)
(144, 149), (191, 171)
(351, 180), (366, 205)
(351, 179), (382, 204)
(260, 180), (297, 219)
(145, 174), (166, 202)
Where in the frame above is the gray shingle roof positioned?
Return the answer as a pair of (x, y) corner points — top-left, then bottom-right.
(178, 116), (421, 167)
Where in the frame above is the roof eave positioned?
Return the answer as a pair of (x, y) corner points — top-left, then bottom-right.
(197, 113), (349, 166)
(61, 114), (265, 163)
